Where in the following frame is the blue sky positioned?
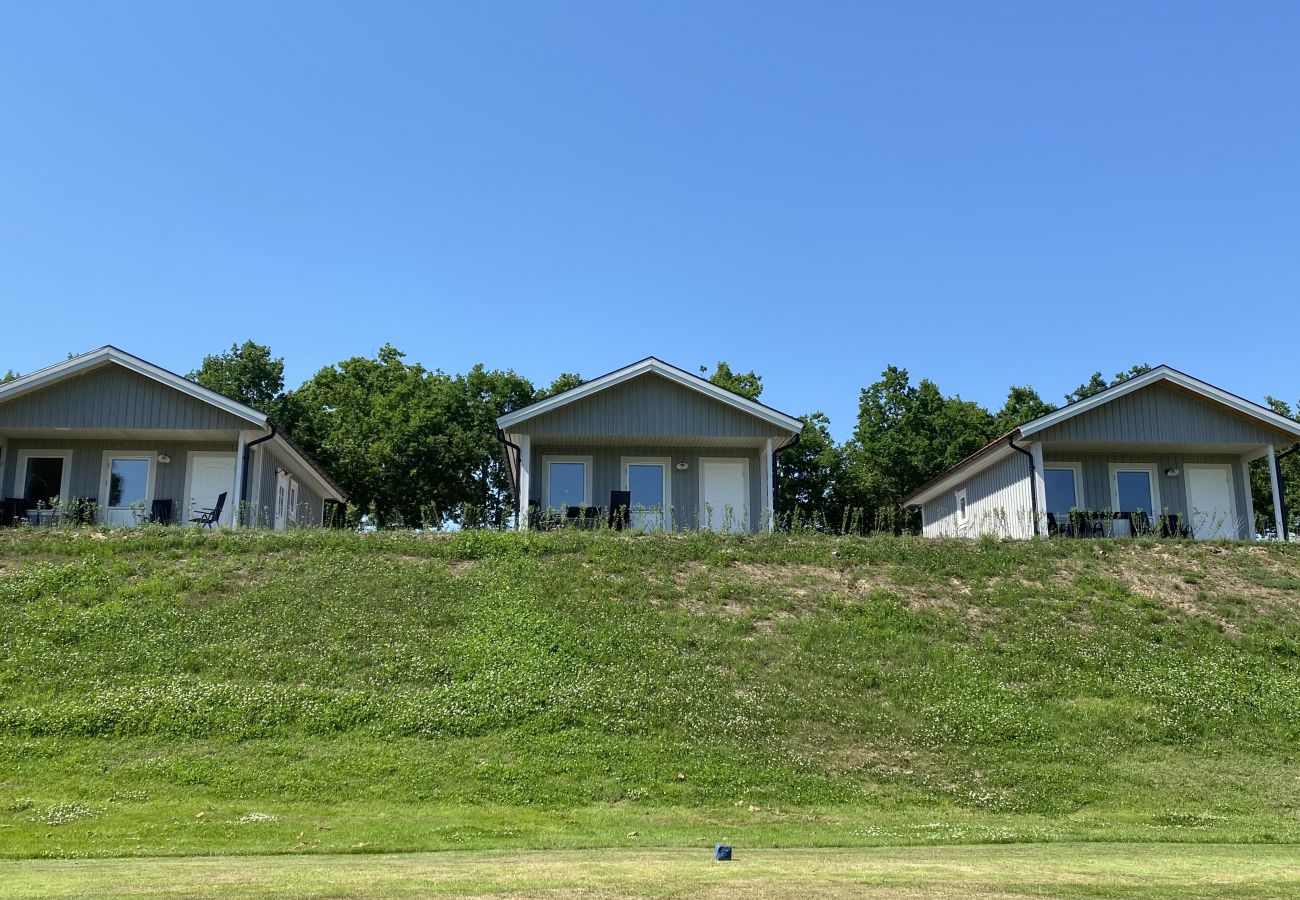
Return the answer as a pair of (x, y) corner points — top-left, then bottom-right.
(3, 2), (1297, 438)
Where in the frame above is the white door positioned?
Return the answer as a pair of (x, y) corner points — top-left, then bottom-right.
(187, 453), (236, 527)
(1186, 464), (1237, 539)
(273, 470), (291, 531)
(99, 453), (154, 526)
(700, 459), (749, 532)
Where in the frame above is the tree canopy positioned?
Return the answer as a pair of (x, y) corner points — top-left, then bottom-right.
(187, 341), (286, 412)
(701, 361), (763, 400)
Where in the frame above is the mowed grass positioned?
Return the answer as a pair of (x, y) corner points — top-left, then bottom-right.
(2, 528), (1300, 860)
(4, 844), (1300, 899)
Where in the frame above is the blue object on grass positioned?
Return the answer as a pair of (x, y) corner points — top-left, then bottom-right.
(714, 844), (732, 861)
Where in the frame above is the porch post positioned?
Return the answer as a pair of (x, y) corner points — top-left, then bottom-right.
(517, 434), (531, 531)
(1241, 457), (1257, 540)
(1030, 442), (1048, 538)
(762, 438), (774, 532)
(1267, 445), (1285, 539)
(232, 431), (248, 529)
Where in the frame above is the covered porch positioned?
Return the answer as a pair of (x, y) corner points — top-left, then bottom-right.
(1039, 441), (1289, 541)
(0, 427), (247, 528)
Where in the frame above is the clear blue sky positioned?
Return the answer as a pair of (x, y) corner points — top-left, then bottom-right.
(3, 2), (1297, 439)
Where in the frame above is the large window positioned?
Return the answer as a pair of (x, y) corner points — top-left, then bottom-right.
(544, 456), (591, 509)
(1110, 464), (1159, 514)
(1044, 464), (1083, 517)
(14, 451), (72, 504)
(623, 457), (670, 531)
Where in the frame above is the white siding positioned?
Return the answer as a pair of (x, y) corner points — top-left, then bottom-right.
(921, 452), (1036, 539)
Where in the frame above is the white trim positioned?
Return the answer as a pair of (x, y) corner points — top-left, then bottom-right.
(496, 357), (803, 433)
(12, 449), (73, 501)
(516, 434), (532, 530)
(1043, 461), (1085, 516)
(1020, 366), (1300, 440)
(698, 457), (751, 532)
(541, 454), (593, 509)
(1183, 462), (1239, 540)
(0, 346), (268, 427)
(620, 456), (672, 531)
(97, 450), (157, 526)
(183, 450), (237, 527)
(1267, 445), (1285, 538)
(1030, 441), (1047, 535)
(1107, 462), (1162, 514)
(232, 432), (248, 528)
(273, 468), (291, 531)
(955, 488), (968, 525)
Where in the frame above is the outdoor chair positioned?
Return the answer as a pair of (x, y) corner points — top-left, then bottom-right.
(190, 492), (226, 528)
(150, 499), (174, 525)
(608, 490), (631, 530)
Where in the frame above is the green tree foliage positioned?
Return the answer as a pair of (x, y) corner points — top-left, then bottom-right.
(841, 367), (998, 533)
(1, 369), (18, 384)
(774, 412), (845, 529)
(282, 346), (534, 528)
(188, 341), (286, 412)
(1065, 364), (1152, 404)
(701, 361), (763, 400)
(992, 385), (1056, 434)
(1248, 397), (1300, 536)
(537, 372), (584, 398)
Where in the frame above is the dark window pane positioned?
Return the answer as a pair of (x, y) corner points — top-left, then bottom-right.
(1115, 470), (1153, 513)
(108, 458), (149, 507)
(23, 457), (64, 503)
(1044, 468), (1079, 516)
(547, 462), (585, 508)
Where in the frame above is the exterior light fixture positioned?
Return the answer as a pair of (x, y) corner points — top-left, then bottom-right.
(157, 454), (171, 464)
(1164, 467), (1179, 477)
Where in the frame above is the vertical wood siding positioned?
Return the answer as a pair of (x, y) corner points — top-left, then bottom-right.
(1043, 451), (1251, 539)
(0, 366), (252, 431)
(248, 445), (325, 528)
(2, 438), (235, 518)
(528, 445), (766, 531)
(519, 374), (794, 440)
(922, 452), (1035, 539)
(1032, 383), (1284, 445)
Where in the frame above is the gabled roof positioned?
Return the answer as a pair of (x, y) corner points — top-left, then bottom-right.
(496, 356), (804, 433)
(901, 365), (1300, 507)
(0, 345), (269, 427)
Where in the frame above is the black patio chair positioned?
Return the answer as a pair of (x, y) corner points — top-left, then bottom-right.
(608, 490), (631, 530)
(190, 491), (226, 528)
(150, 499), (174, 525)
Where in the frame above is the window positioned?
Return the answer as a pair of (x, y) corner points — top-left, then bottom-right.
(543, 456), (591, 509)
(98, 451), (156, 526)
(623, 457), (670, 531)
(1109, 463), (1160, 515)
(1044, 464), (1083, 517)
(955, 488), (968, 524)
(19, 454), (69, 504)
(108, 458), (149, 508)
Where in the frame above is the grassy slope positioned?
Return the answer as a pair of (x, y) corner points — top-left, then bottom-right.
(6, 844), (1300, 899)
(1, 528), (1299, 859)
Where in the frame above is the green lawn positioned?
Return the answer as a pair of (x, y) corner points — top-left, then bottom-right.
(4, 844), (1299, 898)
(2, 528), (1300, 860)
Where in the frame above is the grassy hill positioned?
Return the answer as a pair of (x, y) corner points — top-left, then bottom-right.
(1, 527), (1299, 859)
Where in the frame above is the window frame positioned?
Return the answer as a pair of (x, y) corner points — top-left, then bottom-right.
(955, 487), (968, 525)
(541, 454), (593, 510)
(13, 449), (73, 503)
(621, 456), (672, 531)
(1108, 462), (1162, 514)
(97, 450), (157, 522)
(1043, 462), (1085, 517)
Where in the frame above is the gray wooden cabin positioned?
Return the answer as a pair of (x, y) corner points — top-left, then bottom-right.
(0, 346), (344, 528)
(497, 357), (803, 532)
(902, 366), (1300, 541)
